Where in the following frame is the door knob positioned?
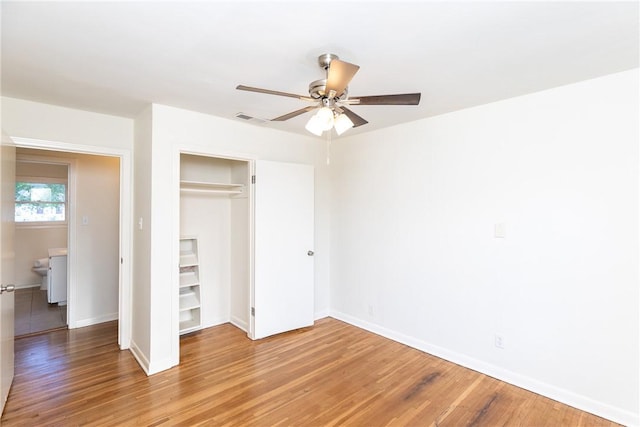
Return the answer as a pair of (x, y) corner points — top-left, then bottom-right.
(0, 284), (15, 294)
(307, 250), (314, 256)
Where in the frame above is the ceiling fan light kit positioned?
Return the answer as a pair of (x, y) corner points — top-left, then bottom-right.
(333, 113), (355, 135)
(236, 53), (421, 137)
(305, 107), (355, 136)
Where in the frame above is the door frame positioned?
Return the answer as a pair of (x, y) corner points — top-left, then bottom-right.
(10, 137), (132, 349)
(171, 144), (254, 364)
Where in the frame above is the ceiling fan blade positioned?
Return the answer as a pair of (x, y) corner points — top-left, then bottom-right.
(340, 107), (368, 128)
(271, 106), (317, 122)
(347, 93), (421, 105)
(325, 59), (360, 98)
(236, 85), (313, 101)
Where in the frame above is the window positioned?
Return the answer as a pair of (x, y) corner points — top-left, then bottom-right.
(15, 181), (67, 223)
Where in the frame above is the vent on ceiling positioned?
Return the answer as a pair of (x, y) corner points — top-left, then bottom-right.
(235, 112), (267, 124)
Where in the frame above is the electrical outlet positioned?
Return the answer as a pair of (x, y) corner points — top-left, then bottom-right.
(494, 334), (505, 349)
(368, 305), (374, 316)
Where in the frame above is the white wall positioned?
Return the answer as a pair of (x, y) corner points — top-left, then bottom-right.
(131, 106), (152, 370)
(143, 104), (331, 373)
(330, 69), (639, 425)
(73, 153), (120, 326)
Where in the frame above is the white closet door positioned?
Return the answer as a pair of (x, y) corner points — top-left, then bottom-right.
(253, 160), (314, 339)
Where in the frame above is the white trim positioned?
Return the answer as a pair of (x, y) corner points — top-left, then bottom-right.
(329, 310), (639, 427)
(67, 158), (77, 328)
(229, 316), (248, 333)
(10, 136), (133, 351)
(314, 309), (330, 320)
(74, 312), (118, 329)
(203, 317), (232, 330)
(129, 339), (150, 375)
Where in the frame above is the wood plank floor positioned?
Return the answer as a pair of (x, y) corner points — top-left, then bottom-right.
(1, 318), (618, 426)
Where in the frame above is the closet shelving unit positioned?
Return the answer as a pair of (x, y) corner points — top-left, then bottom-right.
(179, 237), (201, 334)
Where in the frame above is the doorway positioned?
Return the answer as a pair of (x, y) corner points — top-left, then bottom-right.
(13, 148), (122, 337)
(14, 151), (70, 336)
(178, 153), (251, 337)
(10, 137), (131, 349)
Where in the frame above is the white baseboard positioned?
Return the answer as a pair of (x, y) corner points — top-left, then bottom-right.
(230, 315), (248, 332)
(329, 310), (639, 427)
(314, 309), (330, 320)
(128, 339), (150, 375)
(72, 312), (118, 329)
(129, 339), (175, 376)
(202, 316), (230, 330)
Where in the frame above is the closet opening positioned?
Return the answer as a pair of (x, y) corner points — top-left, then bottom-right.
(178, 153), (251, 337)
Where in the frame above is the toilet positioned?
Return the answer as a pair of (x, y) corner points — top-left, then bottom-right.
(32, 257), (49, 290)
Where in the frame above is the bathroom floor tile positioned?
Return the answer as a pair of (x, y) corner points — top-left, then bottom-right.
(32, 290), (49, 307)
(14, 321), (30, 336)
(14, 287), (67, 337)
(15, 288), (32, 303)
(15, 308), (31, 323)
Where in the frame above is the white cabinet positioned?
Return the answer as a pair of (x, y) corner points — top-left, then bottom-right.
(48, 247), (67, 305)
(179, 237), (201, 334)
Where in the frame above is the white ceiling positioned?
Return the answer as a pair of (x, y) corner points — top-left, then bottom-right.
(1, 1), (638, 137)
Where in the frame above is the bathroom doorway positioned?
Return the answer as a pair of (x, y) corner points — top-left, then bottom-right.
(14, 152), (69, 336)
(13, 148), (122, 338)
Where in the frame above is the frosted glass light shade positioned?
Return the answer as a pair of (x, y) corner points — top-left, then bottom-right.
(334, 113), (354, 135)
(305, 115), (324, 136)
(316, 107), (335, 131)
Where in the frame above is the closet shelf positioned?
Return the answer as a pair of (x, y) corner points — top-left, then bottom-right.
(179, 291), (200, 311)
(179, 254), (198, 267)
(179, 271), (199, 287)
(180, 180), (244, 195)
(180, 318), (200, 333)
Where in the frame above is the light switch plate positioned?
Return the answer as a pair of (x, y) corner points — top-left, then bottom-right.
(494, 223), (506, 238)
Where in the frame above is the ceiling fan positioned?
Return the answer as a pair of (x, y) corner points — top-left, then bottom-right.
(236, 53), (421, 136)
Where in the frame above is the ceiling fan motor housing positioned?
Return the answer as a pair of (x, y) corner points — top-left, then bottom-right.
(308, 54), (349, 100)
(309, 79), (348, 101)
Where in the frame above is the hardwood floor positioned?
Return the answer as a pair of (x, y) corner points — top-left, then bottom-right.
(2, 318), (618, 426)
